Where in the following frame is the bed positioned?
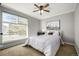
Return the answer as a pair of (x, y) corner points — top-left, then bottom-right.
(24, 31), (61, 56)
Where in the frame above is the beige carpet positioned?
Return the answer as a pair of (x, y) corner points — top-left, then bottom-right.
(56, 44), (77, 56)
(0, 44), (77, 56)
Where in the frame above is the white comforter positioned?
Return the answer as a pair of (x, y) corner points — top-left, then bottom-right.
(25, 31), (60, 56)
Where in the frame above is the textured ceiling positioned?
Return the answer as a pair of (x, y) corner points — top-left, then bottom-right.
(2, 3), (76, 20)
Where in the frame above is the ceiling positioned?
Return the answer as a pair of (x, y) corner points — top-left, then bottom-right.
(2, 3), (76, 20)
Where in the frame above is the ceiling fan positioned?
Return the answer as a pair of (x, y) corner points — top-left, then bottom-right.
(33, 3), (50, 15)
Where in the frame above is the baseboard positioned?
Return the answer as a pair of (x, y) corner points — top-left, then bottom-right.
(0, 44), (3, 50)
(64, 41), (75, 46)
(74, 44), (79, 56)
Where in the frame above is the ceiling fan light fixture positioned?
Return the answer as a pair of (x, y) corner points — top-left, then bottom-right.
(39, 10), (43, 15)
(33, 3), (50, 15)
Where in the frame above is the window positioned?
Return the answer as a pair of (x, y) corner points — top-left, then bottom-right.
(3, 12), (18, 23)
(46, 20), (60, 30)
(2, 12), (28, 38)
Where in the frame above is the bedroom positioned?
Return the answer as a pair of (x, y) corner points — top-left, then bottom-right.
(0, 3), (79, 56)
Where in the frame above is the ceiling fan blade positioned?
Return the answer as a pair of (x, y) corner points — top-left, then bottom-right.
(33, 10), (39, 12)
(44, 4), (49, 8)
(44, 10), (50, 12)
(34, 4), (39, 8)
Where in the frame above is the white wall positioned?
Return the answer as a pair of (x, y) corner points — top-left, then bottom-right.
(0, 5), (2, 44)
(41, 12), (74, 44)
(41, 21), (47, 32)
(74, 4), (79, 49)
(28, 17), (41, 36)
